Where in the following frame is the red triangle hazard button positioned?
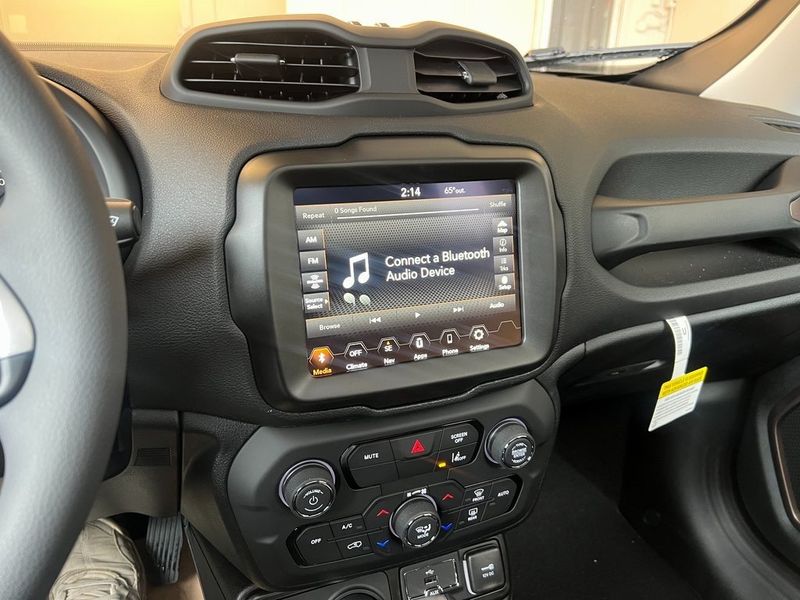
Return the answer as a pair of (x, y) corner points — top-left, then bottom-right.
(391, 432), (437, 459)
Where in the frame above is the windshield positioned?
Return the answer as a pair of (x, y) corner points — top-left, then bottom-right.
(0, 0), (756, 72)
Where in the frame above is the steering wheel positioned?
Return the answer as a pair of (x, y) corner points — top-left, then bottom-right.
(0, 33), (127, 598)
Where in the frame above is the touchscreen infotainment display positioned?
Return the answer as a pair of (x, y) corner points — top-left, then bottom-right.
(294, 180), (522, 377)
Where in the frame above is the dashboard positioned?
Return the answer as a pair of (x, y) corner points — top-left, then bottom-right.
(29, 33), (796, 424)
(20, 13), (800, 600)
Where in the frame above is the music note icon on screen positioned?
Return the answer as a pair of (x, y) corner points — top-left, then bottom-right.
(343, 253), (370, 289)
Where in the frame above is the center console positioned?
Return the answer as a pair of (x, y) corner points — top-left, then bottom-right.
(211, 138), (562, 596)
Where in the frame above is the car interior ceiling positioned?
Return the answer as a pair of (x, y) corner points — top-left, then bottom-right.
(4, 1), (800, 599)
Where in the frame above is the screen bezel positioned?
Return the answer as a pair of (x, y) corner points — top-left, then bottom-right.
(227, 138), (563, 411)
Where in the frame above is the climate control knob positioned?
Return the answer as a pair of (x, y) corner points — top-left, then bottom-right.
(485, 418), (535, 469)
(279, 460), (336, 519)
(390, 495), (441, 548)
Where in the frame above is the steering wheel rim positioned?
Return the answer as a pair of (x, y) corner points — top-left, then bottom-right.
(0, 32), (127, 599)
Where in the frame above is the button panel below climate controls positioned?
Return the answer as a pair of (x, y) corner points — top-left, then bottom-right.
(345, 422), (479, 488)
(442, 423), (479, 449)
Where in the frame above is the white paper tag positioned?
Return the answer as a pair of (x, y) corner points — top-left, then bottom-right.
(665, 316), (691, 379)
(648, 367), (707, 431)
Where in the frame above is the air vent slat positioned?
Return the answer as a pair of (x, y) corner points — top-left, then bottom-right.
(187, 59), (357, 72)
(179, 31), (359, 102)
(185, 79), (359, 90)
(414, 40), (524, 104)
(206, 41), (353, 62)
(416, 76), (521, 94)
(414, 57), (517, 78)
(183, 63), (358, 82)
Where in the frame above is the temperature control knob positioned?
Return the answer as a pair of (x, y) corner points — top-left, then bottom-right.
(390, 495), (441, 548)
(279, 460), (336, 519)
(485, 418), (535, 469)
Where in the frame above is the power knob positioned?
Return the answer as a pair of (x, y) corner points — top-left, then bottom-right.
(485, 418), (535, 469)
(390, 495), (441, 548)
(278, 460), (336, 519)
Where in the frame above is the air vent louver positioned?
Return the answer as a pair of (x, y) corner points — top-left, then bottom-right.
(180, 31), (359, 102)
(414, 40), (525, 103)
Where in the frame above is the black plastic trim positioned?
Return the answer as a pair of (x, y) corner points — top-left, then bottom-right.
(185, 523), (229, 600)
(593, 156), (800, 268)
(770, 392), (800, 528)
(738, 357), (800, 570)
(160, 16), (533, 116)
(226, 138), (563, 411)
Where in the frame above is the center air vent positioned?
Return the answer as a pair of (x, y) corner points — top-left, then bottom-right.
(179, 31), (359, 102)
(414, 40), (525, 103)
(163, 18), (533, 114)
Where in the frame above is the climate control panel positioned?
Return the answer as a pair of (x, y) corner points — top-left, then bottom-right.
(225, 380), (555, 590)
(284, 419), (533, 566)
(286, 418), (532, 566)
(293, 476), (519, 565)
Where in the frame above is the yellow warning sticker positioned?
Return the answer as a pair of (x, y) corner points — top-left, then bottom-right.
(649, 367), (708, 432)
(658, 367), (708, 399)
